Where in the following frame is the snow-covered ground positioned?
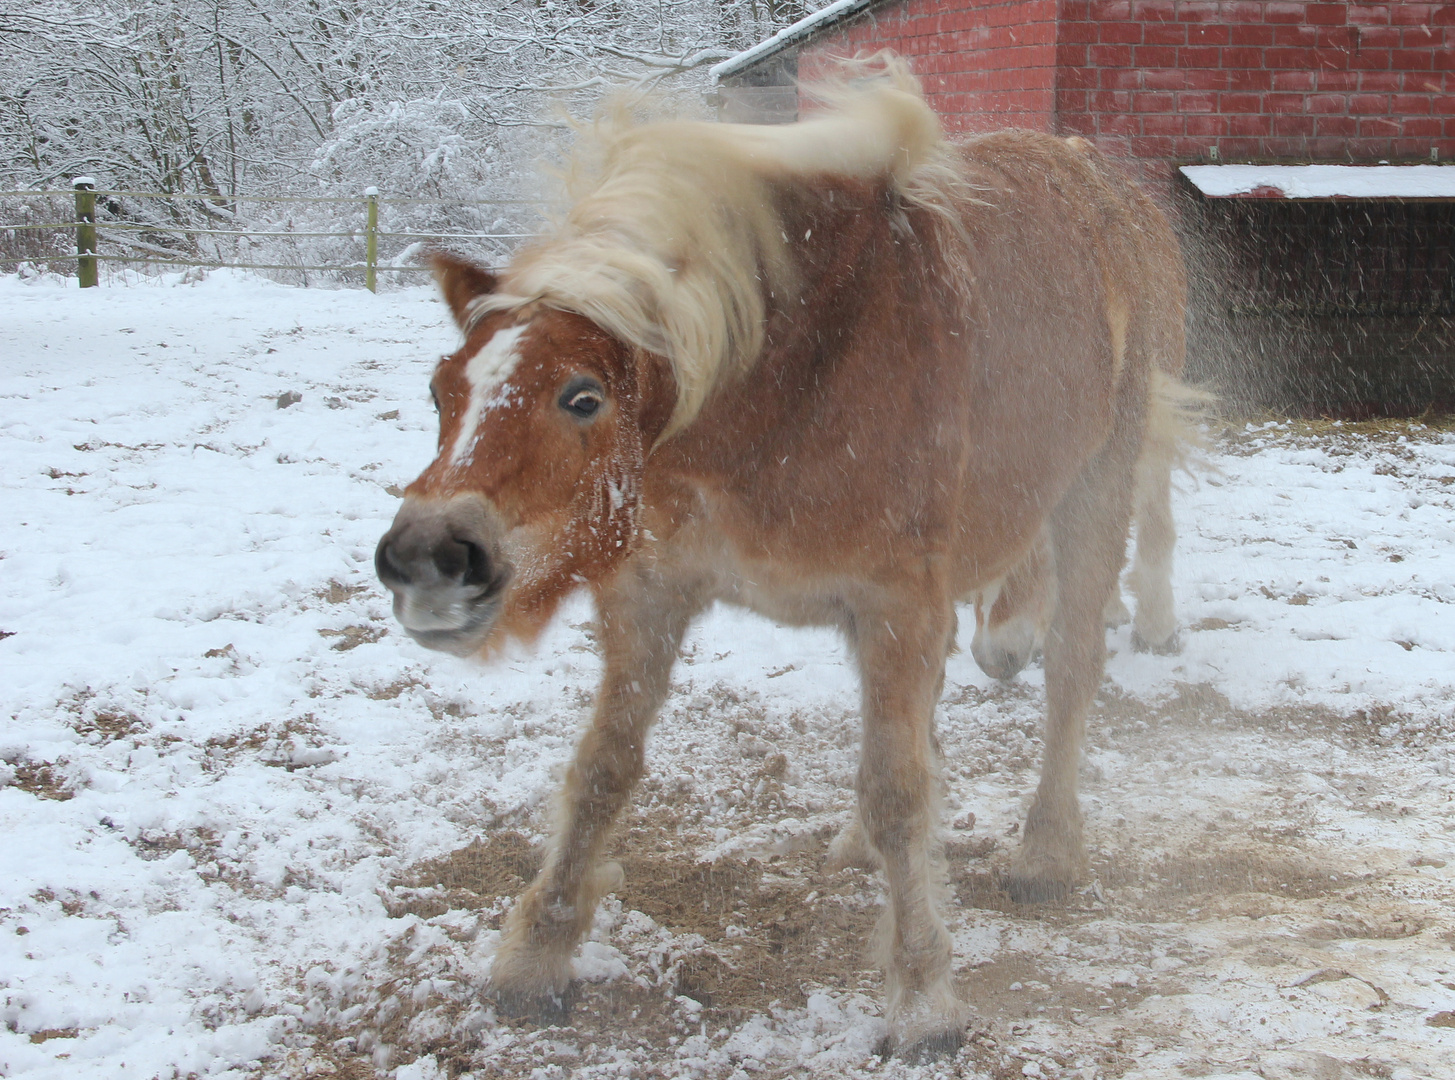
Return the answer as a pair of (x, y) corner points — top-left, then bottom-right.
(2, 272), (1454, 1080)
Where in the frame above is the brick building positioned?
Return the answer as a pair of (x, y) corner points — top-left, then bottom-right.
(714, 1), (1455, 415)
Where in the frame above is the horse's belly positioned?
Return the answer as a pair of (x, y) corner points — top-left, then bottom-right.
(661, 473), (1048, 621)
(717, 565), (851, 628)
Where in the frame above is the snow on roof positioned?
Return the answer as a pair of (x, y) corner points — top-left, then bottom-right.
(710, 0), (880, 82)
(1180, 163), (1455, 200)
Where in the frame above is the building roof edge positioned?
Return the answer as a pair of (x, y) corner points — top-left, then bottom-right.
(1181, 163), (1455, 199)
(710, 0), (885, 82)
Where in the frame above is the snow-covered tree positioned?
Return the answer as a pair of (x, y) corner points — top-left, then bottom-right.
(0, 0), (816, 197)
(2, 0), (817, 278)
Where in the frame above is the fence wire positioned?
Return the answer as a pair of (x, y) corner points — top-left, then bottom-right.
(0, 187), (544, 286)
(0, 190), (543, 206)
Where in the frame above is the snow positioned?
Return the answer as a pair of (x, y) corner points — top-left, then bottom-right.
(2, 271), (1454, 1078)
(1180, 163), (1455, 200)
(710, 0), (876, 82)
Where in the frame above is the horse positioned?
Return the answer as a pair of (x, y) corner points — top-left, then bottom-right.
(374, 61), (1188, 1059)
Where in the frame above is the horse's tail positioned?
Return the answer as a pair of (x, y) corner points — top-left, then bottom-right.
(1123, 369), (1215, 650)
(1145, 368), (1215, 478)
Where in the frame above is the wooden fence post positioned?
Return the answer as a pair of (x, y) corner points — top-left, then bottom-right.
(364, 186), (378, 293)
(73, 177), (97, 288)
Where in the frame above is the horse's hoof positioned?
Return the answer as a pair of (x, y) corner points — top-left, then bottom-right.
(1008, 803), (1085, 904)
(1002, 871), (1072, 905)
(825, 816), (882, 873)
(971, 641), (1032, 682)
(1103, 597), (1132, 629)
(970, 617), (1040, 682)
(877, 1028), (965, 1064)
(492, 981), (577, 1025)
(1131, 630), (1180, 655)
(902, 1027), (965, 1064)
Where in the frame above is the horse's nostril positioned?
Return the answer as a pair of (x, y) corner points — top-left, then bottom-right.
(375, 535), (411, 587)
(460, 540), (494, 589)
(376, 496), (506, 605)
(430, 537), (494, 590)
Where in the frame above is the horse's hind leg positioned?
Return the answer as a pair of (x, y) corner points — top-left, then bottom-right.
(970, 530), (1054, 682)
(851, 595), (968, 1059)
(1005, 432), (1139, 903)
(490, 566), (706, 1019)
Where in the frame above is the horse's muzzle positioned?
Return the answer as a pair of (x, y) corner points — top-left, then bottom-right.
(375, 494), (511, 656)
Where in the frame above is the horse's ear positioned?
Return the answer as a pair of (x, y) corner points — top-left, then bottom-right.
(431, 252), (498, 329)
(637, 350), (679, 450)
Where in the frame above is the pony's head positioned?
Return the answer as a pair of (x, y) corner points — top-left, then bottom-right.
(374, 254), (675, 656)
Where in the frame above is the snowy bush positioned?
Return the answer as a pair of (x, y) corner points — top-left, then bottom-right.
(311, 98), (486, 199)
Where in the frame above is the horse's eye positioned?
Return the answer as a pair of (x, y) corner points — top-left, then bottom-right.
(565, 391), (600, 417)
(559, 379), (604, 420)
(429, 386), (440, 412)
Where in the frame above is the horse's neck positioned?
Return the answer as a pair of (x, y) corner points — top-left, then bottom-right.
(650, 201), (962, 503)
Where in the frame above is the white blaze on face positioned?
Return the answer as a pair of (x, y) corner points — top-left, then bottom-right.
(450, 323), (529, 467)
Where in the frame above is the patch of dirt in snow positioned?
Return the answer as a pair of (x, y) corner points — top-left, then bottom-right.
(318, 581), (372, 606)
(319, 624), (389, 651)
(391, 827), (885, 1016)
(8, 762), (75, 801)
(1216, 414), (1455, 455)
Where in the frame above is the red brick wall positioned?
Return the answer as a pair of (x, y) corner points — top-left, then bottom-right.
(799, 0), (1061, 133)
(798, 1), (1455, 174)
(1058, 1), (1455, 172)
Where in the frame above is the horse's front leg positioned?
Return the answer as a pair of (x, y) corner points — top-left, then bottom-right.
(489, 566), (706, 1019)
(852, 596), (968, 1060)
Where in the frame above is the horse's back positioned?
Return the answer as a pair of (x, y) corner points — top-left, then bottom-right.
(953, 129), (1183, 389)
(907, 130), (1176, 572)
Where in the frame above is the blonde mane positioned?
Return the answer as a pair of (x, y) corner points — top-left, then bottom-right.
(468, 59), (951, 440)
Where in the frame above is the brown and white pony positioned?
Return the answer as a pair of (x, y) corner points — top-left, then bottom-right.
(375, 62), (1187, 1059)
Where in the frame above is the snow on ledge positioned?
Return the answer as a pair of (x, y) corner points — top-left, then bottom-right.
(710, 0), (878, 82)
(1180, 163), (1455, 200)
